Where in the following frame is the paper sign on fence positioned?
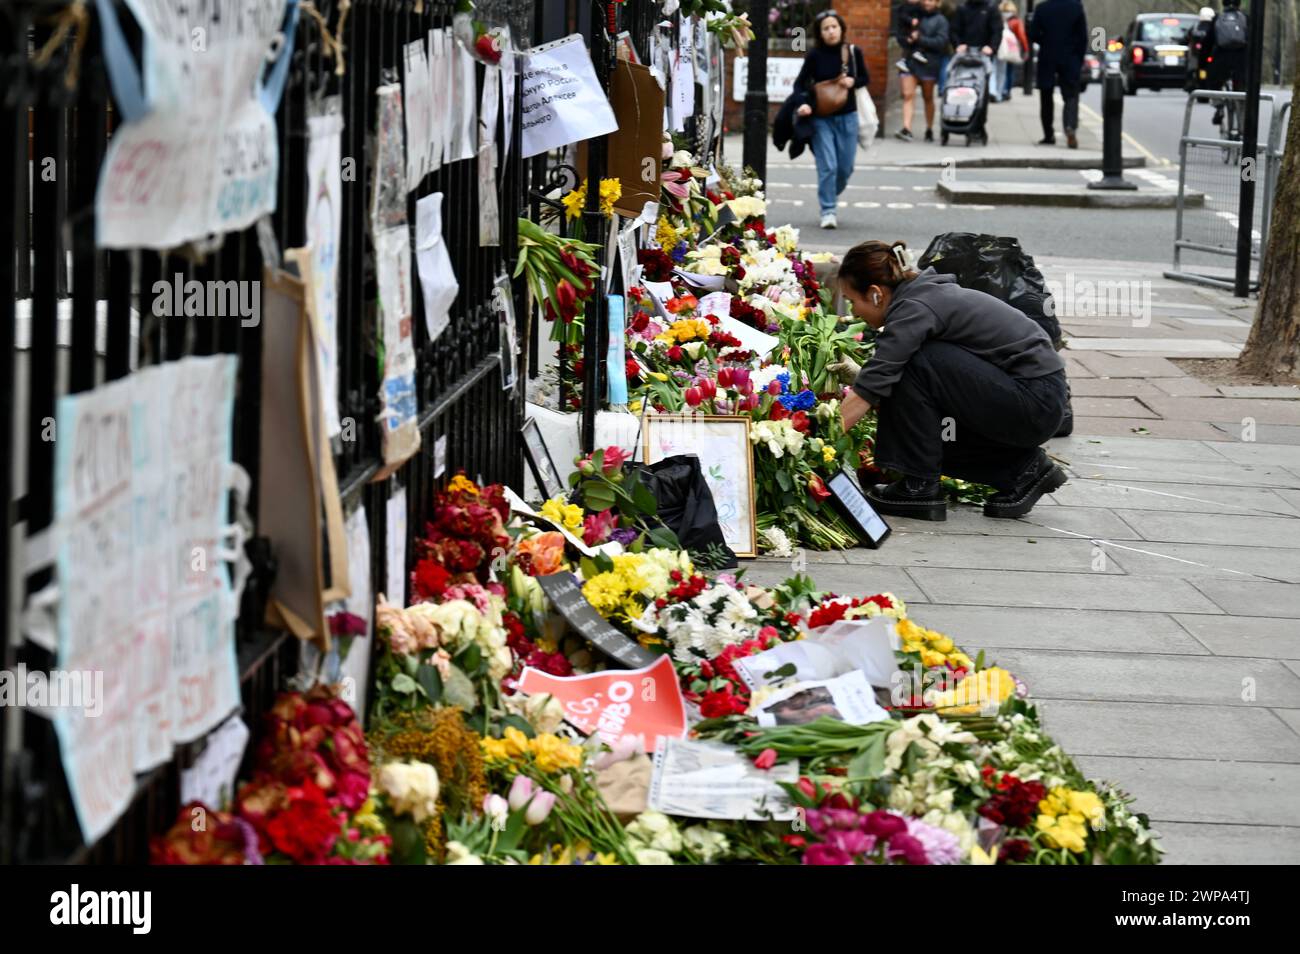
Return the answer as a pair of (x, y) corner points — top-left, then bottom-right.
(518, 654), (686, 752)
(521, 34), (618, 159)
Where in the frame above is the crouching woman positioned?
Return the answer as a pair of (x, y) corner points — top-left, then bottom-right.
(837, 240), (1068, 521)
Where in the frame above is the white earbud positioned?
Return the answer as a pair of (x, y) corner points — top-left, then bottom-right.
(872, 292), (881, 306)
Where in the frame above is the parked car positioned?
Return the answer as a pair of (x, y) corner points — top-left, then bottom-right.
(1120, 13), (1199, 94)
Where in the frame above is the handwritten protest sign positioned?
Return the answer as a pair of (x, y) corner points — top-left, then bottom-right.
(94, 0), (299, 249)
(517, 654), (686, 752)
(54, 356), (243, 842)
(537, 573), (657, 668)
(520, 34), (618, 159)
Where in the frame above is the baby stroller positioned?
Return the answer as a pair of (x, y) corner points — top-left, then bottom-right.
(940, 52), (990, 146)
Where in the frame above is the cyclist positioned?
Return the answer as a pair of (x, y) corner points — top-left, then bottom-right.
(1206, 0), (1249, 128)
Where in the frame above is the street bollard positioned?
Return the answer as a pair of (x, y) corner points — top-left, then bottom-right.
(1088, 64), (1136, 191)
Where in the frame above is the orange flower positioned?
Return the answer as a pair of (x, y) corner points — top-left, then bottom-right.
(665, 294), (698, 315)
(518, 532), (566, 576)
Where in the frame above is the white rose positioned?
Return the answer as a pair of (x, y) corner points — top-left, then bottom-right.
(634, 847), (675, 866)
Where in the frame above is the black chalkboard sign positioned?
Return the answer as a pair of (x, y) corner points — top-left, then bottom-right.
(827, 470), (892, 549)
(537, 573), (659, 669)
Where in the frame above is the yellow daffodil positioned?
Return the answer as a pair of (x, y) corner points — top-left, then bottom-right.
(531, 733), (584, 774)
(598, 177), (622, 215)
(970, 843), (999, 865)
(561, 184), (587, 220)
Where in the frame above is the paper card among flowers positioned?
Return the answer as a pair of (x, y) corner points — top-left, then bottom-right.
(643, 414), (756, 557)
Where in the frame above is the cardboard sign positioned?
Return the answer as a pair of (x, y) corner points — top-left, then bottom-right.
(517, 654), (686, 751)
(521, 34), (618, 159)
(94, 0), (299, 248)
(537, 573), (658, 669)
(828, 469), (891, 548)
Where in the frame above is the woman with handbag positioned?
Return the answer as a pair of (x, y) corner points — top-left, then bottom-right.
(997, 1), (1029, 102)
(794, 10), (870, 229)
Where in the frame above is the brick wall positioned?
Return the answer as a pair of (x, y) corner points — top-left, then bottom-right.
(722, 0), (892, 136)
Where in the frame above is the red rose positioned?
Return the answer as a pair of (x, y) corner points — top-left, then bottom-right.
(412, 558), (451, 601)
(667, 345), (683, 361)
(790, 410), (811, 433)
(699, 687), (748, 718)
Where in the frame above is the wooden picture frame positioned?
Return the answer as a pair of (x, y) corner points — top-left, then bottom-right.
(642, 414), (757, 558)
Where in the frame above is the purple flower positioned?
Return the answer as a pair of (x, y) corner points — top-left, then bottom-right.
(863, 810), (908, 840)
(905, 817), (964, 865)
(778, 388), (816, 412)
(609, 527), (639, 547)
(806, 809), (830, 836)
(671, 241), (688, 263)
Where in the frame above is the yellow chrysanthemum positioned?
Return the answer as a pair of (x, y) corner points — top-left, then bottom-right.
(666, 318), (711, 344)
(1035, 786), (1106, 854)
(821, 445), (837, 464)
(654, 215), (679, 250)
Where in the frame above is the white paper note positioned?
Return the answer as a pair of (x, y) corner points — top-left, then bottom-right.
(649, 737), (799, 821)
(415, 192), (459, 342)
(180, 716), (249, 810)
(520, 34), (619, 159)
(385, 485), (408, 605)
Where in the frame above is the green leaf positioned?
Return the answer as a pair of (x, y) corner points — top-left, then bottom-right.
(579, 555), (600, 580)
(646, 525), (680, 550)
(416, 664), (444, 703)
(443, 665), (480, 711)
(631, 480), (659, 515)
(391, 673), (418, 694)
(458, 643), (483, 675)
(847, 732), (887, 781)
(581, 480), (616, 512)
(775, 469), (793, 492)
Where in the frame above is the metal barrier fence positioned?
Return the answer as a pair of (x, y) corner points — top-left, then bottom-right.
(1, 0), (530, 863)
(1166, 89), (1283, 291)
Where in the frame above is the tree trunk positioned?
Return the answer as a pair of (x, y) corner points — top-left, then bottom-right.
(1237, 40), (1300, 381)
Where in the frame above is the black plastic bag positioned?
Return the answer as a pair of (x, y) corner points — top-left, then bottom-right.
(626, 455), (737, 570)
(918, 232), (1062, 348)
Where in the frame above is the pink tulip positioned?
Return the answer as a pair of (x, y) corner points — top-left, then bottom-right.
(731, 368), (750, 391)
(684, 387), (703, 407)
(507, 775), (535, 812)
(482, 793), (509, 827)
(753, 747), (778, 770)
(524, 790), (557, 826)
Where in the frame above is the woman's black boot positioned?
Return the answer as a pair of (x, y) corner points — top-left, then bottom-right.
(983, 449), (1067, 518)
(866, 475), (947, 521)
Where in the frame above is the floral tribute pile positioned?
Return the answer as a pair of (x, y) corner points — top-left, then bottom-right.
(154, 475), (1160, 866)
(526, 143), (998, 553)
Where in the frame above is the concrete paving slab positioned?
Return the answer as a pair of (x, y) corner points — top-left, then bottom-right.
(989, 648), (1300, 708)
(1208, 422), (1300, 446)
(1172, 614), (1300, 660)
(1191, 579), (1300, 618)
(1111, 510), (1300, 548)
(1218, 385), (1300, 399)
(748, 550), (848, 566)
(1068, 338), (1242, 356)
(1274, 709), (1300, 737)
(906, 567), (1224, 613)
(1048, 435), (1222, 462)
(908, 604), (1208, 655)
(1102, 541), (1300, 584)
(1067, 354), (1189, 377)
(1069, 417), (1226, 440)
(1037, 700), (1300, 762)
(1143, 396), (1300, 426)
(1150, 376), (1222, 397)
(892, 505), (1145, 540)
(1073, 398), (1161, 419)
(1068, 379), (1166, 398)
(1209, 441), (1300, 470)
(738, 562), (925, 604)
(1048, 479), (1300, 517)
(840, 533), (1118, 574)
(1152, 822), (1300, 865)
(1073, 756), (1300, 827)
(1056, 458), (1300, 489)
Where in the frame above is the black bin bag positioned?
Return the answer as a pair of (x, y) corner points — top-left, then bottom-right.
(627, 455), (737, 570)
(918, 233), (1062, 348)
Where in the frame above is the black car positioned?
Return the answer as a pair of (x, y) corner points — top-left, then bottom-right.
(1120, 13), (1199, 94)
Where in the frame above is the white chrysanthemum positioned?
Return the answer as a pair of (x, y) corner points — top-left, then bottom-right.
(760, 526), (795, 558)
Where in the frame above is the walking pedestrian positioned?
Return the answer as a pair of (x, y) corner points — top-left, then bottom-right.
(1028, 0), (1087, 148)
(997, 1), (1029, 101)
(954, 0), (1003, 102)
(794, 10), (870, 229)
(836, 240), (1069, 521)
(895, 0), (949, 142)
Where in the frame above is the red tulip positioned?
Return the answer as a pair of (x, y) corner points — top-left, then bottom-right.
(731, 368), (750, 391)
(684, 387), (703, 407)
(808, 474), (832, 501)
(717, 367), (734, 388)
(754, 748), (778, 771)
(767, 379), (782, 396)
(698, 378), (717, 400)
(769, 403), (789, 421)
(667, 345), (683, 361)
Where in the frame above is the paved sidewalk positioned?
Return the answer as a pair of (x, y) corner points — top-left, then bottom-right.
(741, 257), (1300, 865)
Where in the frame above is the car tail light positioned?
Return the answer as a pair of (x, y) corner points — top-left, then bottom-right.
(1132, 46), (1145, 65)
(1161, 17), (1182, 25)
